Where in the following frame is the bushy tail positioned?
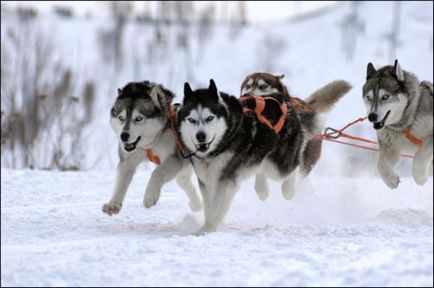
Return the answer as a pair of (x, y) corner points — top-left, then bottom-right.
(299, 80), (351, 176)
(305, 80), (352, 114)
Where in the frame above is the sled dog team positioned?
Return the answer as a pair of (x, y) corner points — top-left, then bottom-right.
(103, 60), (433, 234)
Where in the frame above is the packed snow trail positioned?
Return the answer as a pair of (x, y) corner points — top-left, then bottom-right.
(1, 169), (432, 286)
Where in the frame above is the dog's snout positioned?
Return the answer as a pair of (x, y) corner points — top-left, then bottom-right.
(368, 113), (378, 122)
(196, 131), (207, 143)
(121, 132), (129, 142)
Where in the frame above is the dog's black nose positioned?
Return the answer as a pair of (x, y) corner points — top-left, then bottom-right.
(368, 113), (378, 122)
(196, 131), (206, 143)
(121, 132), (129, 142)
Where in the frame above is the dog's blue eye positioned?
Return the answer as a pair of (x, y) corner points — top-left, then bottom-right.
(135, 116), (144, 122)
(382, 94), (390, 101)
(188, 118), (197, 124)
(206, 116), (214, 122)
(118, 115), (125, 122)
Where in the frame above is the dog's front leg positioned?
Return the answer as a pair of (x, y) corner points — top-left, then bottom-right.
(196, 179), (238, 235)
(143, 155), (183, 208)
(412, 137), (433, 185)
(102, 150), (144, 216)
(175, 165), (202, 212)
(377, 145), (400, 189)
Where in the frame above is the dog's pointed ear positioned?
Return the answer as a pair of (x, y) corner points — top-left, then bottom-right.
(183, 82), (193, 105)
(394, 59), (404, 82)
(277, 74), (285, 80)
(209, 79), (218, 102)
(367, 63), (376, 80)
(150, 85), (165, 109)
(117, 88), (122, 96)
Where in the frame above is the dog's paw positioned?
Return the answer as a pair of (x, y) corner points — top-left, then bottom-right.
(102, 202), (122, 216)
(381, 173), (400, 189)
(193, 225), (215, 236)
(143, 188), (160, 209)
(281, 179), (296, 200)
(189, 199), (203, 212)
(255, 177), (269, 201)
(412, 165), (428, 186)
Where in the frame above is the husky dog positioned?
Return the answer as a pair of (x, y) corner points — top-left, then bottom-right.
(241, 72), (350, 200)
(363, 60), (433, 188)
(102, 81), (202, 216)
(178, 79), (351, 234)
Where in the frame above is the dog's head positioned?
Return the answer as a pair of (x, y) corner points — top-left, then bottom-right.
(363, 60), (409, 130)
(110, 81), (174, 152)
(177, 79), (231, 158)
(240, 72), (290, 99)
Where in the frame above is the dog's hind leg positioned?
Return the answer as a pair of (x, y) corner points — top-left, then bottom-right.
(102, 150), (144, 216)
(255, 173), (269, 201)
(377, 146), (400, 189)
(144, 155), (183, 208)
(176, 165), (203, 212)
(412, 137), (433, 186)
(281, 167), (298, 200)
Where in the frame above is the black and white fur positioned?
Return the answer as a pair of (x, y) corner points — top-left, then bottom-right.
(177, 79), (350, 234)
(363, 60), (433, 188)
(102, 81), (202, 216)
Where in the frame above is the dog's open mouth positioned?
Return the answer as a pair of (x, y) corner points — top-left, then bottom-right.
(373, 111), (390, 130)
(124, 136), (141, 152)
(195, 137), (214, 153)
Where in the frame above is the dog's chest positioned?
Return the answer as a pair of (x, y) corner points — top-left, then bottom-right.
(379, 127), (422, 153)
(192, 152), (234, 183)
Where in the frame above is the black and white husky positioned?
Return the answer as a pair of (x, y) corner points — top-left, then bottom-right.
(102, 81), (202, 216)
(177, 79), (351, 234)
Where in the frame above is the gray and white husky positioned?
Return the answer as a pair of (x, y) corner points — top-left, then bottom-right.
(102, 81), (202, 216)
(363, 60), (433, 188)
(177, 79), (351, 234)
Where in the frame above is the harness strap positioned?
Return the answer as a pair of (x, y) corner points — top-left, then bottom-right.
(403, 128), (423, 147)
(145, 104), (193, 165)
(146, 149), (161, 165)
(240, 95), (287, 134)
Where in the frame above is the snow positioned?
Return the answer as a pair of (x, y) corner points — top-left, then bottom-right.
(1, 169), (432, 286)
(1, 1), (433, 286)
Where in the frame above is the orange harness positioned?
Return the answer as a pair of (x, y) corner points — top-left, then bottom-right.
(239, 95), (288, 134)
(145, 104), (190, 165)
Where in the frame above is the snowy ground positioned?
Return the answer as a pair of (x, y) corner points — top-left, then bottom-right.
(1, 168), (432, 286)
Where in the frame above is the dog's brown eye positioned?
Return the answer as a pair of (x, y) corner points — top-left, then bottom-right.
(366, 95), (373, 101)
(382, 94), (390, 100)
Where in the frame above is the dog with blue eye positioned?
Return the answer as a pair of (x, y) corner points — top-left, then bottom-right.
(362, 60), (433, 188)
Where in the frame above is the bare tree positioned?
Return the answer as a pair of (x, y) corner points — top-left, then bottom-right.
(1, 12), (95, 170)
(340, 2), (365, 61)
(196, 4), (216, 64)
(387, 1), (401, 62)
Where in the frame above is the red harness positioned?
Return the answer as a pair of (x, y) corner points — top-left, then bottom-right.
(145, 104), (189, 165)
(239, 95), (288, 134)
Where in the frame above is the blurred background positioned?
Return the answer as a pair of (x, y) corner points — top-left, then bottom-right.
(1, 1), (433, 174)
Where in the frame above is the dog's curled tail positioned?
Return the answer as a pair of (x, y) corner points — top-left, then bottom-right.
(305, 80), (352, 114)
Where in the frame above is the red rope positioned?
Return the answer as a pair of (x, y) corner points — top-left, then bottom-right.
(317, 117), (415, 159)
